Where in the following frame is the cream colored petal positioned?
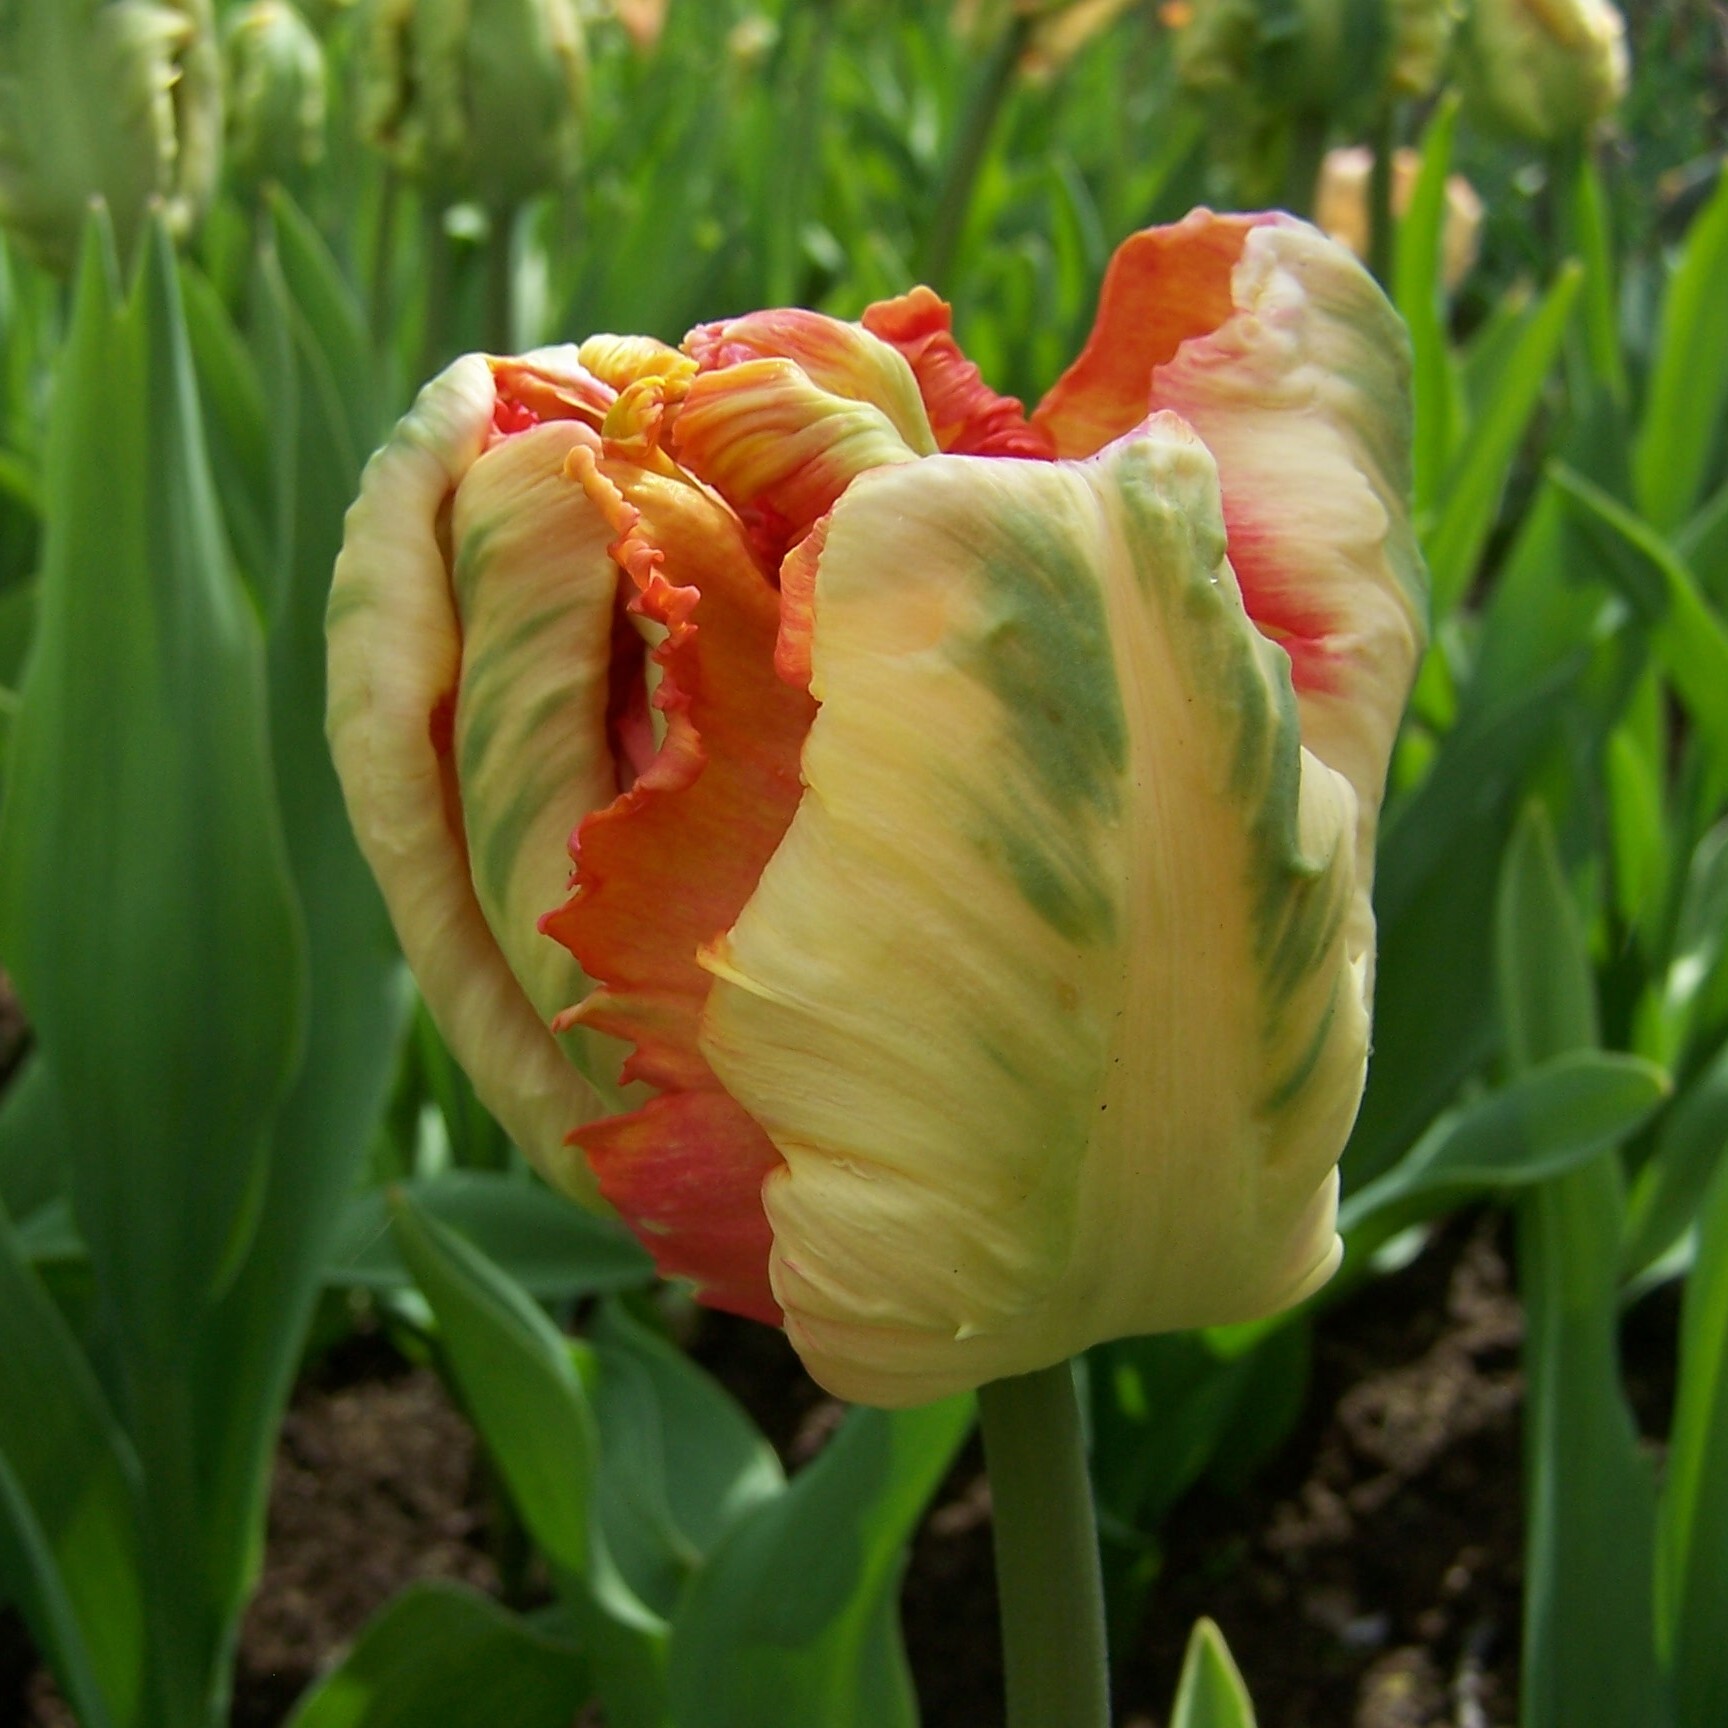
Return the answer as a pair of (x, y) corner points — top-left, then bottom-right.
(699, 417), (1369, 1406)
(450, 417), (636, 1105)
(327, 354), (603, 1200)
(1148, 220), (1427, 985)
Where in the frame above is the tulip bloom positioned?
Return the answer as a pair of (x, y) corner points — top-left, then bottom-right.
(328, 211), (1424, 1407)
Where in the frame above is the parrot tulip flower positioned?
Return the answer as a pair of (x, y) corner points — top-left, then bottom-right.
(328, 210), (1425, 1408)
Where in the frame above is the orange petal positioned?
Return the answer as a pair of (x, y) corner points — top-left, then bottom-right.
(542, 450), (816, 1320)
(861, 286), (1056, 459)
(1031, 209), (1272, 458)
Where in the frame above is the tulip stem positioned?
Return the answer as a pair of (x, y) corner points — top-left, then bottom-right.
(979, 1361), (1111, 1728)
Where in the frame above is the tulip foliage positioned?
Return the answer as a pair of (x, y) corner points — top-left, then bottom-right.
(0, 3), (1725, 1727)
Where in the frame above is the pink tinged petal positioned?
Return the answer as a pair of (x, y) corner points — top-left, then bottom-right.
(1140, 220), (1427, 952)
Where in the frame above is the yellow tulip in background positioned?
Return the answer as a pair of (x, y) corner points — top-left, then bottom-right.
(328, 210), (1425, 1408)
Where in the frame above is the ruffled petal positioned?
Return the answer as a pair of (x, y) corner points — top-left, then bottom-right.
(673, 314), (937, 561)
(542, 453), (816, 1320)
(860, 286), (1055, 459)
(698, 418), (1368, 1405)
(1032, 208), (1268, 459)
(327, 352), (607, 1199)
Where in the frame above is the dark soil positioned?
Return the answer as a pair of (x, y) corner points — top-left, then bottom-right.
(6, 1211), (1674, 1727)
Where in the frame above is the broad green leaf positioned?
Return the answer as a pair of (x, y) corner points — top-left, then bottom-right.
(0, 1052), (64, 1222)
(1393, 92), (1461, 514)
(187, 208), (414, 1628)
(284, 1581), (587, 1728)
(1655, 821), (1728, 1068)
(667, 1396), (973, 1728)
(0, 219), (307, 1358)
(327, 1172), (653, 1299)
(1497, 804), (1599, 1071)
(587, 1301), (783, 1620)
(1340, 1049), (1669, 1235)
(0, 1202), (146, 1728)
(1520, 1159), (1663, 1728)
(1658, 1152), (1728, 1724)
(1625, 1045), (1728, 1278)
(0, 578), (35, 685)
(1633, 166), (1728, 533)
(389, 1194), (668, 1728)
(1170, 1618), (1257, 1728)
(1548, 463), (1728, 804)
(1425, 264), (1580, 617)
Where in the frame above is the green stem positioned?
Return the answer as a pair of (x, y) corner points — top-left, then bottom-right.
(367, 165), (400, 347)
(486, 202), (517, 355)
(915, 11), (1033, 291)
(1280, 111), (1329, 221)
(1367, 104), (1397, 288)
(978, 1361), (1111, 1728)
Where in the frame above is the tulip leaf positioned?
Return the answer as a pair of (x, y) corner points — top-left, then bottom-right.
(1547, 462), (1728, 805)
(1170, 1618), (1258, 1728)
(1520, 1155), (1663, 1728)
(1339, 1048), (1669, 1236)
(0, 218), (307, 1359)
(1496, 804), (1598, 1072)
(666, 1395), (973, 1728)
(1624, 1044), (1728, 1278)
(1658, 1151), (1728, 1724)
(0, 1053), (66, 1224)
(284, 1581), (589, 1728)
(1633, 165), (1728, 534)
(389, 1193), (670, 1728)
(1496, 805), (1663, 1728)
(185, 209), (416, 1625)
(326, 1171), (653, 1300)
(586, 1301), (784, 1621)
(1424, 262), (1580, 618)
(1394, 91), (1462, 516)
(0, 1199), (146, 1728)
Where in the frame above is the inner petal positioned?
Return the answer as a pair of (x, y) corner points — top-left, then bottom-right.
(542, 449), (817, 1324)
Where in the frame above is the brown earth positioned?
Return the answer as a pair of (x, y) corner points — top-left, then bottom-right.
(4, 1212), (1678, 1727)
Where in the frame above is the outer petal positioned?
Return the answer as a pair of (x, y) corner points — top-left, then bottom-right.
(1037, 215), (1426, 956)
(698, 419), (1369, 1406)
(327, 352), (611, 1200)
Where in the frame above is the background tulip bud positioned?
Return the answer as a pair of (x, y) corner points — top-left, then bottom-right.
(1459, 0), (1628, 142)
(0, 0), (221, 273)
(1317, 145), (1483, 289)
(223, 1), (328, 193)
(359, 0), (587, 212)
(1389, 0), (1461, 96)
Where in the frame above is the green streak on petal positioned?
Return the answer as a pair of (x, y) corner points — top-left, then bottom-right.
(1261, 977), (1342, 1117)
(477, 772), (556, 917)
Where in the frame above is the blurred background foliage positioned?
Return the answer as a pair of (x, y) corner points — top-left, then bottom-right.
(0, 0), (1726, 1725)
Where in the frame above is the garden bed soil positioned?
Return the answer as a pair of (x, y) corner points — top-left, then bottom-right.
(6, 1213), (1677, 1728)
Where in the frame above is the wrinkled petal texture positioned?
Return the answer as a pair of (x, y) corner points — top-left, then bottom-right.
(543, 456), (816, 1325)
(1038, 212), (1427, 975)
(327, 350), (616, 1199)
(699, 418), (1369, 1406)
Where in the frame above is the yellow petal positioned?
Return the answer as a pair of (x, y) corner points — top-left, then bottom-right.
(327, 353), (604, 1199)
(699, 417), (1367, 1405)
